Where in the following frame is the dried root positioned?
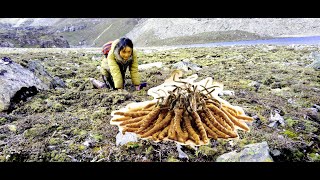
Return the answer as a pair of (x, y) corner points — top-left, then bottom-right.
(110, 75), (253, 146)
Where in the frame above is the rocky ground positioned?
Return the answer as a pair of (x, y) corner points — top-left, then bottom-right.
(0, 44), (319, 162)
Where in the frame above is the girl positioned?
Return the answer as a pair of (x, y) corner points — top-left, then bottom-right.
(100, 37), (141, 90)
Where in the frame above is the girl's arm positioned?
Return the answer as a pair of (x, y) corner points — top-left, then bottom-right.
(129, 49), (141, 87)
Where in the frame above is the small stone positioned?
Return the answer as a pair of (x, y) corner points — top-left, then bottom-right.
(7, 124), (17, 132)
(116, 131), (138, 146)
(176, 143), (189, 159)
(271, 149), (281, 156)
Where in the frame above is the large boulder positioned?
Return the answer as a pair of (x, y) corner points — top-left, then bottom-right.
(306, 51), (320, 71)
(27, 60), (66, 89)
(216, 141), (274, 162)
(0, 59), (49, 112)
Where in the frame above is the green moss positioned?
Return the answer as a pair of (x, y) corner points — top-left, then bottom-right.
(53, 103), (65, 112)
(237, 138), (258, 149)
(23, 125), (47, 138)
(92, 133), (104, 142)
(282, 130), (298, 139)
(27, 100), (47, 113)
(79, 130), (87, 136)
(50, 150), (58, 158)
(238, 79), (252, 89)
(285, 118), (299, 128)
(308, 153), (320, 162)
(145, 146), (154, 155)
(92, 146), (101, 153)
(71, 128), (81, 135)
(71, 128), (88, 139)
(52, 152), (69, 162)
(291, 150), (305, 161)
(257, 113), (267, 123)
(166, 155), (180, 162)
(238, 138), (249, 148)
(134, 89), (148, 96)
(125, 142), (141, 149)
(90, 109), (108, 120)
(263, 157), (274, 162)
(196, 146), (217, 156)
(78, 144), (86, 151)
(304, 121), (318, 133)
(49, 138), (63, 145)
(0, 117), (7, 123)
(68, 143), (77, 151)
(0, 155), (6, 162)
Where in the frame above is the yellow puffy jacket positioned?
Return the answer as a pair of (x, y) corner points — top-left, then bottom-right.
(100, 39), (140, 89)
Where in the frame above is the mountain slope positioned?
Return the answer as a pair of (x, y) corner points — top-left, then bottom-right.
(0, 18), (140, 47)
(126, 18), (320, 46)
(1, 18), (320, 47)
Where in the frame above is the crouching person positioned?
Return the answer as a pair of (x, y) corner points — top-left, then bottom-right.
(99, 37), (141, 91)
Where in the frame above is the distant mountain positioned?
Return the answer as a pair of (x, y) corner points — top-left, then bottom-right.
(127, 18), (320, 47)
(1, 18), (320, 48)
(0, 18), (140, 48)
(0, 25), (70, 48)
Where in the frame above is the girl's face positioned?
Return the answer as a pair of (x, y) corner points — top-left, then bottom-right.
(119, 46), (132, 61)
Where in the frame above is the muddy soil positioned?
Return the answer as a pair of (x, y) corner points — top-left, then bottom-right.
(0, 45), (319, 162)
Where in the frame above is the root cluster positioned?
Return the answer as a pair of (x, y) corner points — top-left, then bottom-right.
(111, 80), (253, 146)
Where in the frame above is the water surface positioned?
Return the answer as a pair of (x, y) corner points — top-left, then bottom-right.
(175, 36), (320, 48)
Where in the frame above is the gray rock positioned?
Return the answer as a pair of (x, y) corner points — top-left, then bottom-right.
(138, 62), (162, 70)
(306, 51), (320, 70)
(27, 61), (66, 88)
(270, 149), (281, 156)
(216, 141), (274, 162)
(312, 104), (320, 111)
(0, 61), (48, 112)
(176, 143), (189, 159)
(303, 108), (320, 123)
(172, 61), (202, 71)
(268, 110), (285, 128)
(218, 90), (235, 96)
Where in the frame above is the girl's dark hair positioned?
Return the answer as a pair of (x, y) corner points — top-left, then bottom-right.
(116, 37), (133, 52)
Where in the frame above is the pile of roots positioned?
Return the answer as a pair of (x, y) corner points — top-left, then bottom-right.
(111, 70), (253, 146)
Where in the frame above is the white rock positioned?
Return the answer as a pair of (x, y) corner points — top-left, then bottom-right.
(116, 132), (138, 146)
(138, 62), (162, 70)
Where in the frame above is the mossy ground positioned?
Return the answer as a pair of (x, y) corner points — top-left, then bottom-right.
(0, 45), (319, 162)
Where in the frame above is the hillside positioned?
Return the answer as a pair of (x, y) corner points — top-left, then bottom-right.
(127, 18), (320, 46)
(1, 18), (320, 47)
(0, 18), (140, 47)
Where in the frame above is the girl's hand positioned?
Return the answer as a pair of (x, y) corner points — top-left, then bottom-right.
(135, 85), (141, 91)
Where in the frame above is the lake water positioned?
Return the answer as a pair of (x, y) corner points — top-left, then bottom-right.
(173, 36), (320, 48)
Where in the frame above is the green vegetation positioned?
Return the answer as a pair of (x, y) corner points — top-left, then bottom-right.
(0, 44), (319, 162)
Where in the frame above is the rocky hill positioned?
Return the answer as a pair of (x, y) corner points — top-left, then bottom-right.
(0, 18), (140, 48)
(1, 18), (320, 48)
(0, 25), (70, 48)
(128, 18), (320, 46)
